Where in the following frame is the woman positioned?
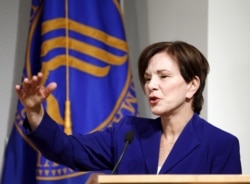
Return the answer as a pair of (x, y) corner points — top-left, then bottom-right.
(16, 41), (242, 174)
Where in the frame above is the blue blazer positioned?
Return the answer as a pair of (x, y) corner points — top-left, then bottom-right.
(25, 112), (242, 174)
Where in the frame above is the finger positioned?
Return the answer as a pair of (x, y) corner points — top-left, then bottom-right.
(15, 84), (21, 91)
(22, 77), (31, 90)
(37, 72), (44, 85)
(37, 82), (57, 99)
(15, 85), (23, 98)
(30, 75), (39, 89)
(46, 82), (57, 94)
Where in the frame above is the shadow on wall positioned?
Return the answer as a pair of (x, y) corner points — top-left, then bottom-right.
(7, 1), (31, 136)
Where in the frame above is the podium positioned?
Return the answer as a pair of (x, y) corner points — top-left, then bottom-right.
(97, 175), (250, 184)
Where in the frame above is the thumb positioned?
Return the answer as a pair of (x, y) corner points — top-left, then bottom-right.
(46, 82), (57, 94)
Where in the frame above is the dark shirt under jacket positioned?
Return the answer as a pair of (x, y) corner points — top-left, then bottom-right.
(24, 112), (242, 174)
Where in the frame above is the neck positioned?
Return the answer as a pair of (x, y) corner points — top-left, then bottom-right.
(160, 109), (194, 138)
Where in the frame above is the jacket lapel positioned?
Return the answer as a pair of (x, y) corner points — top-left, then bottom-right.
(160, 117), (200, 173)
(138, 118), (162, 174)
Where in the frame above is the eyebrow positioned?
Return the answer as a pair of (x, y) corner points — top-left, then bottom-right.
(144, 69), (171, 75)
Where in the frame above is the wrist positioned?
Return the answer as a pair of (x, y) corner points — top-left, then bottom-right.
(26, 104), (44, 131)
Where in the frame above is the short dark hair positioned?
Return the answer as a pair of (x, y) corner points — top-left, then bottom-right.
(138, 41), (209, 114)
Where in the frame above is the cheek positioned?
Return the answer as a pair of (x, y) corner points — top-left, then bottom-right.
(162, 83), (187, 96)
(144, 84), (149, 95)
(161, 81), (176, 91)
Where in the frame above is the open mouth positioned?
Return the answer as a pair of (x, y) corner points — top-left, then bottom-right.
(149, 96), (159, 104)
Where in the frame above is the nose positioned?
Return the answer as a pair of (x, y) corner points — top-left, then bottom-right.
(146, 77), (158, 91)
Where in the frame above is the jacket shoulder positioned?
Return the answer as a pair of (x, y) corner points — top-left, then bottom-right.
(192, 114), (239, 146)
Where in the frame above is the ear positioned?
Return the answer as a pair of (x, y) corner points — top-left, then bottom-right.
(186, 76), (200, 99)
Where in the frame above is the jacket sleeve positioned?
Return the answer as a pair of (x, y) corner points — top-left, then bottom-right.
(24, 111), (115, 171)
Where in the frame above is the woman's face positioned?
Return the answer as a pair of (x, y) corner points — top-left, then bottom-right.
(144, 51), (195, 116)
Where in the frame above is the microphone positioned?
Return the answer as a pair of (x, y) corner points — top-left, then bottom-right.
(111, 130), (134, 174)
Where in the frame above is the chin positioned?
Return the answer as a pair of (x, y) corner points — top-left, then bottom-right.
(150, 106), (166, 116)
(151, 110), (163, 116)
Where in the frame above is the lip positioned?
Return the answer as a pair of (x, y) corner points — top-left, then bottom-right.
(149, 96), (159, 105)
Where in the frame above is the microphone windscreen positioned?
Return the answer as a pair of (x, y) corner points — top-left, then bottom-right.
(124, 130), (134, 144)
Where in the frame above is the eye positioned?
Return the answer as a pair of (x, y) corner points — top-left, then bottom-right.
(144, 76), (151, 82)
(160, 75), (168, 79)
(144, 74), (151, 82)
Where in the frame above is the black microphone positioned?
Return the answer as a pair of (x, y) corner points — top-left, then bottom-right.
(111, 130), (134, 174)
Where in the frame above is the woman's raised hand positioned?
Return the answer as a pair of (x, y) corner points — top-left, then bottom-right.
(15, 72), (57, 130)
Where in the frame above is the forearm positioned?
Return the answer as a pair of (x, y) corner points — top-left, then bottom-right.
(25, 104), (44, 131)
(24, 110), (114, 172)
(24, 111), (76, 169)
